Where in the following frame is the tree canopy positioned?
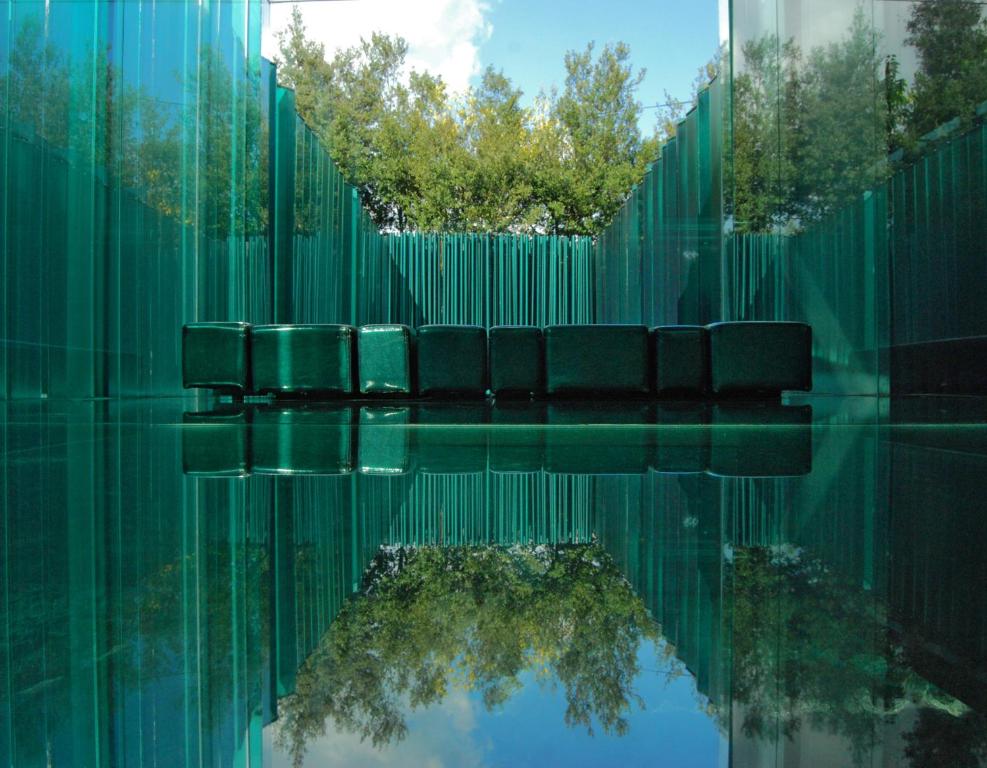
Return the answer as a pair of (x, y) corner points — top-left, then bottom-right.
(275, 8), (659, 235)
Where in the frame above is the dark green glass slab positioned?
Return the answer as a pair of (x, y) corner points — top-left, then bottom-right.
(489, 325), (543, 397)
(653, 325), (708, 396)
(251, 324), (355, 396)
(708, 322), (812, 395)
(181, 409), (250, 477)
(416, 325), (488, 397)
(708, 404), (812, 477)
(357, 325), (415, 395)
(411, 404), (489, 472)
(252, 406), (354, 475)
(358, 406), (411, 475)
(544, 325), (650, 396)
(182, 323), (251, 393)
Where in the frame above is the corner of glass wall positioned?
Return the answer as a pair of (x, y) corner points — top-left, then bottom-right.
(725, 0), (890, 395)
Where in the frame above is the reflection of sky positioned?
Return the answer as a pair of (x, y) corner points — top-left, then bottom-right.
(733, 0), (924, 84)
(264, 639), (724, 768)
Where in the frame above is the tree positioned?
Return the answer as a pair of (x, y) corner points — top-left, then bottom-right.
(275, 13), (659, 235)
(551, 42), (659, 234)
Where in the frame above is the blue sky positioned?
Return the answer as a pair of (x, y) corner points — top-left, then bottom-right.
(265, 0), (722, 136)
(478, 0), (721, 135)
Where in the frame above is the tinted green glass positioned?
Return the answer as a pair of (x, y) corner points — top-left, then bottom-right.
(707, 321), (812, 394)
(357, 325), (415, 396)
(251, 324), (355, 396)
(182, 409), (250, 477)
(252, 407), (354, 475)
(5, 400), (987, 766)
(0, 1), (270, 400)
(182, 322), (252, 392)
(652, 326), (708, 396)
(488, 325), (543, 397)
(416, 325), (488, 397)
(357, 406), (411, 474)
(544, 324), (650, 395)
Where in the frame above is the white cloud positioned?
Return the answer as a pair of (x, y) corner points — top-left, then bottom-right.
(264, 0), (494, 94)
(270, 689), (489, 768)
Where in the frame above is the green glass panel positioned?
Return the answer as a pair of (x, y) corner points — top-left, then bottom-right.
(415, 325), (488, 397)
(356, 324), (415, 396)
(544, 324), (650, 395)
(488, 325), (543, 397)
(652, 325), (709, 396)
(0, 1), (270, 399)
(250, 324), (354, 396)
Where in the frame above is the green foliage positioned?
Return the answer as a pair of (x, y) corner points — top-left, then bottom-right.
(273, 543), (665, 766)
(275, 8), (657, 235)
(730, 546), (971, 766)
(906, 0), (987, 144)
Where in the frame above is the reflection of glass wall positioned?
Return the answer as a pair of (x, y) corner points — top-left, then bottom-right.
(4, 400), (986, 764)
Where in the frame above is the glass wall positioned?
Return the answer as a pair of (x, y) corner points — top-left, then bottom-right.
(0, 0), (270, 399)
(594, 78), (725, 327)
(725, 0), (987, 394)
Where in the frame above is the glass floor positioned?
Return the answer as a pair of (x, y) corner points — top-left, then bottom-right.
(2, 396), (986, 767)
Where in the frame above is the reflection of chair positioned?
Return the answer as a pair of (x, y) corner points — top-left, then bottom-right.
(708, 404), (813, 477)
(488, 402), (546, 472)
(544, 325), (650, 396)
(357, 325), (415, 395)
(251, 324), (355, 396)
(358, 407), (411, 475)
(411, 404), (489, 473)
(653, 404), (710, 473)
(545, 403), (652, 474)
(489, 326), (543, 398)
(181, 409), (250, 476)
(252, 406), (354, 475)
(182, 322), (251, 394)
(416, 325), (487, 397)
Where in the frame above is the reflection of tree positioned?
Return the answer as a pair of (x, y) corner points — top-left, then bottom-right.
(906, 0), (987, 145)
(5, 542), (270, 766)
(2, 18), (267, 239)
(733, 4), (987, 233)
(732, 10), (890, 231)
(730, 546), (975, 766)
(904, 708), (987, 767)
(274, 543), (665, 766)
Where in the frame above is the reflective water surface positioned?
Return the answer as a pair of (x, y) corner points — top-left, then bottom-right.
(2, 397), (986, 767)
